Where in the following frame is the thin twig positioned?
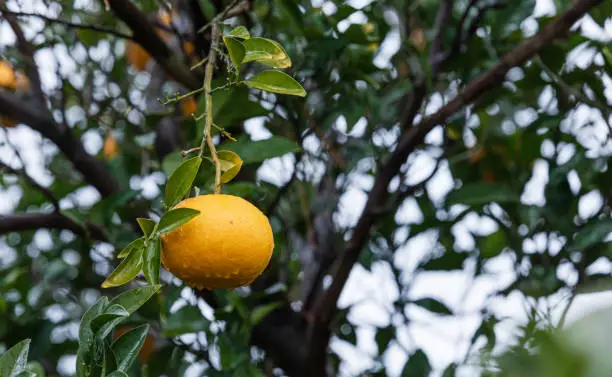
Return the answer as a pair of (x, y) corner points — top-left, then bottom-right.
(198, 0), (247, 33)
(534, 55), (612, 132)
(0, 160), (60, 210)
(0, 9), (135, 40)
(198, 22), (222, 193)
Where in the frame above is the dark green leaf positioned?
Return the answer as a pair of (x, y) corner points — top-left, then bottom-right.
(223, 36), (245, 71)
(244, 70), (306, 97)
(105, 371), (129, 377)
(250, 302), (282, 326)
(90, 304), (130, 335)
(137, 218), (156, 239)
(165, 157), (202, 208)
(25, 362), (44, 377)
(413, 298), (452, 315)
(400, 349), (431, 377)
(569, 218), (612, 251)
(108, 285), (162, 315)
(117, 237), (145, 259)
(15, 372), (36, 377)
(480, 230), (507, 258)
(111, 324), (150, 371)
(446, 182), (519, 206)
(162, 306), (209, 337)
(158, 208), (200, 235)
(221, 136), (301, 164)
(0, 339), (31, 377)
(77, 297), (108, 377)
(143, 238), (161, 286)
(442, 363), (457, 377)
(375, 326), (395, 353)
(102, 242), (145, 288)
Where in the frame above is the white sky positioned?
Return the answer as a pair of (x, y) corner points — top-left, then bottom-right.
(0, 0), (611, 376)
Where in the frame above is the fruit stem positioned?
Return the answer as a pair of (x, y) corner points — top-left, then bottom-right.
(198, 22), (222, 194)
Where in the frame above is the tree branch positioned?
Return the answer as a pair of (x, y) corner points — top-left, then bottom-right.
(197, 0), (250, 33)
(105, 0), (200, 90)
(308, 0), (603, 355)
(0, 92), (122, 197)
(0, 212), (107, 241)
(0, 1), (45, 103)
(0, 160), (59, 210)
(430, 0), (455, 73)
(1, 9), (135, 40)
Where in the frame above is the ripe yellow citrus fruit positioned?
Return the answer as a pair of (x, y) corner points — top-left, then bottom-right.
(0, 61), (16, 88)
(161, 194), (274, 290)
(180, 97), (197, 117)
(103, 135), (119, 159)
(126, 41), (151, 71)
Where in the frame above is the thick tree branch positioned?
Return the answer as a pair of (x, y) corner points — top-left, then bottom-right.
(309, 0), (603, 355)
(0, 212), (107, 241)
(105, 0), (200, 90)
(1, 9), (135, 40)
(0, 92), (122, 197)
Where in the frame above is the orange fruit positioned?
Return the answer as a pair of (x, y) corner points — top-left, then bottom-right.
(1, 117), (17, 127)
(469, 147), (486, 164)
(114, 325), (156, 364)
(103, 135), (119, 159)
(126, 41), (151, 71)
(181, 97), (197, 118)
(183, 41), (195, 57)
(161, 194), (274, 290)
(0, 60), (16, 88)
(126, 10), (178, 71)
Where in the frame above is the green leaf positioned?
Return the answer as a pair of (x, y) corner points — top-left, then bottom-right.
(242, 37), (291, 68)
(111, 324), (150, 372)
(108, 285), (162, 315)
(143, 238), (161, 286)
(117, 237), (145, 259)
(90, 304), (130, 335)
(162, 306), (209, 337)
(400, 349), (431, 377)
(480, 230), (507, 258)
(105, 372), (129, 377)
(137, 218), (156, 239)
(227, 26), (250, 39)
(0, 339), (31, 377)
(221, 136), (301, 164)
(77, 297), (109, 377)
(375, 326), (395, 353)
(413, 298), (453, 315)
(102, 243), (145, 288)
(25, 362), (45, 377)
(165, 157), (202, 208)
(158, 208), (200, 235)
(243, 70), (305, 97)
(217, 150), (243, 184)
(446, 182), (519, 206)
(15, 372), (36, 377)
(570, 218), (612, 251)
(250, 302), (282, 325)
(223, 36), (245, 71)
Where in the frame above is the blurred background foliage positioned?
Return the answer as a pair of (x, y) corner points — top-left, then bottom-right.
(0, 0), (611, 376)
